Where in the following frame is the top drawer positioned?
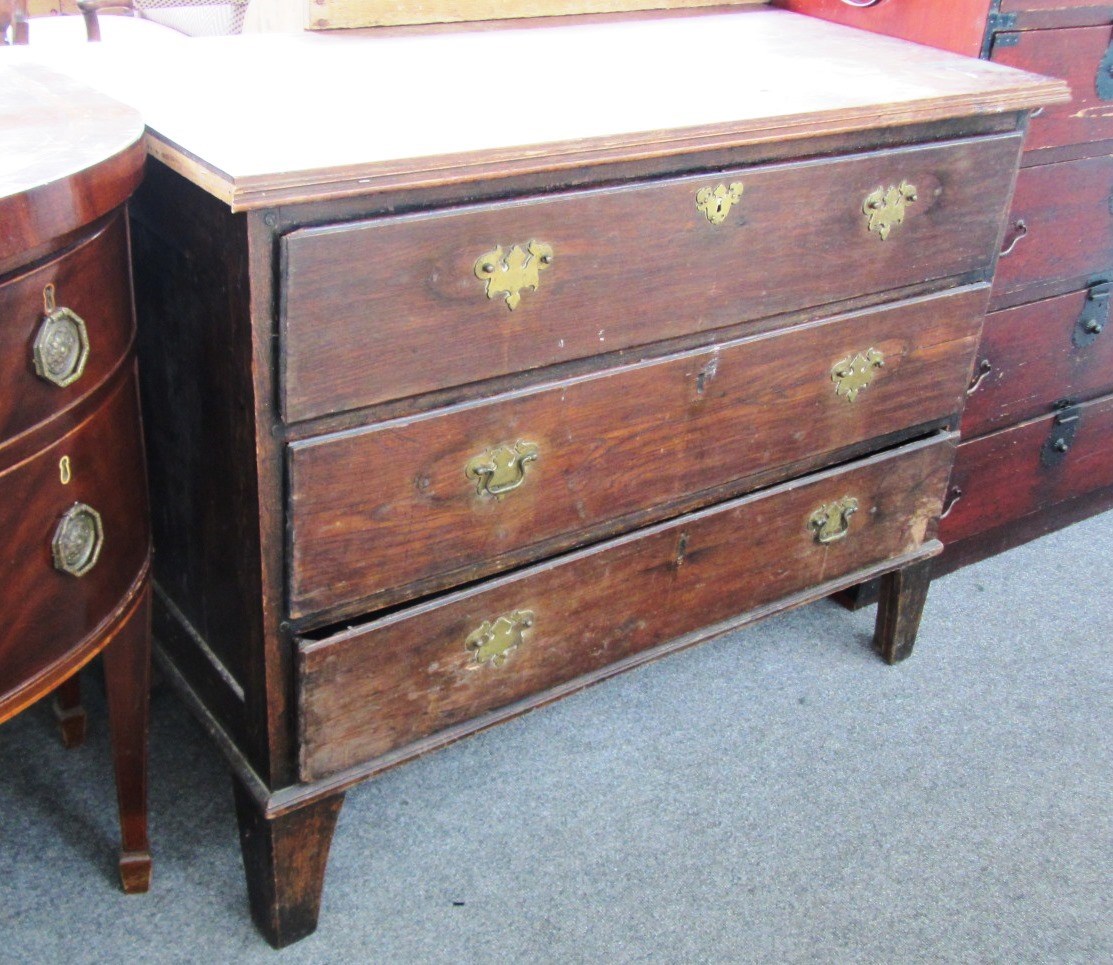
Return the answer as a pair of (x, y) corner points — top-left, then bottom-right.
(0, 213), (135, 448)
(281, 133), (1022, 422)
(991, 24), (1113, 154)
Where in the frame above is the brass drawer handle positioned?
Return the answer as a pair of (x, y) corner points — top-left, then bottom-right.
(831, 348), (885, 402)
(474, 241), (554, 310)
(808, 496), (859, 545)
(465, 441), (539, 497)
(465, 610), (535, 668)
(32, 284), (90, 388)
(864, 181), (917, 240)
(51, 502), (104, 577)
(695, 182), (744, 225)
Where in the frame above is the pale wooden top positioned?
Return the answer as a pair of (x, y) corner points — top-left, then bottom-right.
(0, 61), (144, 199)
(8, 7), (1067, 210)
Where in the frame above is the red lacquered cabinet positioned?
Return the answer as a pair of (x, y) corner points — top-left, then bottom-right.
(0, 64), (153, 893)
(787, 0), (1113, 573)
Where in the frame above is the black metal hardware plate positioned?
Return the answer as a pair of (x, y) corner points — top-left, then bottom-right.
(1041, 403), (1082, 468)
(1074, 281), (1110, 348)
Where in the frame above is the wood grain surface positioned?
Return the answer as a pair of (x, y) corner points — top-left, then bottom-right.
(282, 134), (1019, 419)
(297, 434), (953, 779)
(287, 286), (985, 619)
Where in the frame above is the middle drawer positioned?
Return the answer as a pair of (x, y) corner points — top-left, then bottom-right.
(287, 286), (984, 620)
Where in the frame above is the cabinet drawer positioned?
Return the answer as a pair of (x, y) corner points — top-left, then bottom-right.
(991, 24), (1113, 154)
(287, 287), (983, 619)
(282, 134), (1020, 421)
(963, 286), (1113, 437)
(941, 392), (1113, 544)
(0, 213), (135, 448)
(297, 433), (953, 779)
(991, 154), (1113, 303)
(0, 372), (150, 700)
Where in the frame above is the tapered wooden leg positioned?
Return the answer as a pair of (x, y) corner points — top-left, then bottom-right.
(52, 674), (87, 748)
(233, 780), (345, 948)
(872, 559), (932, 664)
(102, 585), (152, 893)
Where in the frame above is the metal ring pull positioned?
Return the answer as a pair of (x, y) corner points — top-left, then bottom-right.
(839, 0), (883, 7)
(465, 441), (540, 497)
(999, 220), (1028, 258)
(967, 359), (993, 394)
(808, 496), (859, 545)
(32, 284), (90, 388)
(51, 503), (104, 577)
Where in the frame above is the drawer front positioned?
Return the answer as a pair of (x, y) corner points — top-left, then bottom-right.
(991, 154), (1113, 302)
(288, 287), (984, 619)
(963, 285), (1113, 437)
(940, 392), (1113, 544)
(0, 213), (135, 447)
(297, 434), (953, 779)
(0, 372), (150, 701)
(991, 24), (1113, 154)
(282, 134), (1021, 421)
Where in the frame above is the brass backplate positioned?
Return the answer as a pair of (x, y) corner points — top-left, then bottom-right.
(831, 348), (885, 402)
(465, 610), (535, 668)
(474, 241), (553, 310)
(51, 502), (104, 577)
(695, 182), (744, 225)
(808, 496), (859, 545)
(863, 181), (917, 240)
(465, 441), (540, 497)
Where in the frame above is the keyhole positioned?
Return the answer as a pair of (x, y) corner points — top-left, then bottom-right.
(59, 455), (72, 485)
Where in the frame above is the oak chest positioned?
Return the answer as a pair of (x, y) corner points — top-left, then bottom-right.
(32, 8), (1063, 946)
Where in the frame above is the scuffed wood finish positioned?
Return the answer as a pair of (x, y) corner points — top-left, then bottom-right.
(940, 392), (1113, 545)
(963, 287), (1113, 437)
(283, 135), (1019, 419)
(0, 63), (145, 274)
(288, 287), (985, 619)
(991, 23), (1113, 154)
(0, 213), (134, 448)
(18, 8), (1064, 209)
(311, 0), (764, 30)
(991, 154), (1113, 306)
(298, 435), (954, 780)
(233, 781), (345, 949)
(774, 0), (992, 56)
(872, 558), (932, 664)
(0, 372), (149, 712)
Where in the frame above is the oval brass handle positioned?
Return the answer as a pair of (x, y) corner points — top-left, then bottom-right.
(465, 610), (535, 668)
(465, 441), (539, 497)
(51, 502), (104, 577)
(695, 182), (744, 225)
(32, 285), (90, 388)
(808, 496), (859, 545)
(864, 181), (917, 240)
(474, 241), (554, 310)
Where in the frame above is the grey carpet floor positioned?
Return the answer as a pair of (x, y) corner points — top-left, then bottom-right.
(1, 512), (1111, 964)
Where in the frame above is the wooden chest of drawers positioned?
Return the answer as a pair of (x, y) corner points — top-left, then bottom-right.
(0, 64), (152, 892)
(783, 0), (1113, 572)
(36, 7), (1062, 946)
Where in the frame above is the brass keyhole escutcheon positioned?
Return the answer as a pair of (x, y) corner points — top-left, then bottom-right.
(59, 455), (72, 485)
(32, 284), (90, 389)
(808, 496), (859, 545)
(51, 502), (104, 577)
(863, 181), (917, 240)
(695, 182), (744, 225)
(474, 241), (554, 310)
(466, 441), (540, 497)
(831, 348), (885, 402)
(465, 610), (535, 668)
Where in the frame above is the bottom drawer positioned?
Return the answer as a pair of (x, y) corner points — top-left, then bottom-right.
(297, 434), (954, 780)
(941, 392), (1113, 546)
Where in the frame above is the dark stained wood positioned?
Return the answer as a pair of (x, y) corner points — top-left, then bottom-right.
(298, 434), (954, 780)
(103, 583), (153, 893)
(963, 287), (1113, 437)
(232, 780), (345, 950)
(288, 287), (984, 619)
(52, 675), (87, 748)
(990, 153), (1113, 307)
(773, 0), (992, 56)
(0, 370), (149, 711)
(0, 212), (135, 449)
(939, 392), (1113, 545)
(991, 24), (1113, 154)
(872, 558), (932, 664)
(282, 134), (1022, 419)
